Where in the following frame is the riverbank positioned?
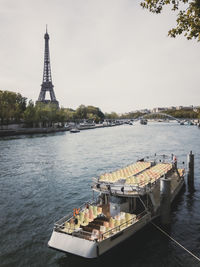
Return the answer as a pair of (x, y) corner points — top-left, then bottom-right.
(0, 127), (68, 137)
(0, 123), (120, 137)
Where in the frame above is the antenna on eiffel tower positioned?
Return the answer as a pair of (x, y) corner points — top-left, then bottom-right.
(36, 27), (59, 107)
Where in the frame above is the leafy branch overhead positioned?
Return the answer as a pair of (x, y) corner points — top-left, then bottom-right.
(140, 0), (200, 41)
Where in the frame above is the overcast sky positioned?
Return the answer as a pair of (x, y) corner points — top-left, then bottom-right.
(0, 0), (200, 113)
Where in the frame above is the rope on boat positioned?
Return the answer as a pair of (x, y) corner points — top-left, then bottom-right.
(151, 222), (200, 263)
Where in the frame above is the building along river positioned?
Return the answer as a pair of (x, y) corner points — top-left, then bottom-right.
(0, 122), (200, 267)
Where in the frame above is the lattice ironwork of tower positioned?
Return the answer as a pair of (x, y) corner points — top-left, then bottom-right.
(37, 28), (59, 107)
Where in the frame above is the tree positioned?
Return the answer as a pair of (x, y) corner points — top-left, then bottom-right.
(197, 108), (200, 119)
(75, 105), (87, 120)
(140, 0), (200, 41)
(56, 108), (66, 126)
(73, 105), (105, 123)
(86, 106), (105, 122)
(105, 112), (119, 120)
(34, 102), (59, 127)
(0, 90), (27, 125)
(63, 108), (75, 122)
(24, 100), (36, 127)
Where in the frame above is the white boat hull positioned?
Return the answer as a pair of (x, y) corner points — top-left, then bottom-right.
(98, 213), (151, 256)
(48, 231), (98, 258)
(48, 213), (151, 258)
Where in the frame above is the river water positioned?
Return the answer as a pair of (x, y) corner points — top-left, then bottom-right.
(0, 123), (200, 267)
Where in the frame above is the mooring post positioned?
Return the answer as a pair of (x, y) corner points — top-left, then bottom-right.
(187, 151), (194, 187)
(160, 176), (171, 225)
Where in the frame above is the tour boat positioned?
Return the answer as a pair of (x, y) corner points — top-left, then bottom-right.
(48, 156), (185, 258)
(70, 128), (80, 133)
(140, 119), (148, 125)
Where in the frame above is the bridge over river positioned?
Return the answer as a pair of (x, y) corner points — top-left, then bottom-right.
(134, 112), (195, 124)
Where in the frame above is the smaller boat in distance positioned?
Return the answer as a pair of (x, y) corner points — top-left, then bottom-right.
(187, 121), (194, 126)
(70, 128), (80, 133)
(140, 119), (147, 125)
(79, 121), (95, 129)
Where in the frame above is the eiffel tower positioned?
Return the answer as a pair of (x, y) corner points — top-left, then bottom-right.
(37, 27), (59, 107)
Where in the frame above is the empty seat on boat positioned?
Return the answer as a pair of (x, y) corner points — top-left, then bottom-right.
(100, 225), (106, 233)
(103, 221), (109, 227)
(91, 229), (100, 240)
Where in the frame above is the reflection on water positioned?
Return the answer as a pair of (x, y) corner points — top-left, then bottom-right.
(0, 123), (200, 267)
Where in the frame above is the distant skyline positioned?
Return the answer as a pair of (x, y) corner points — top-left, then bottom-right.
(0, 0), (200, 113)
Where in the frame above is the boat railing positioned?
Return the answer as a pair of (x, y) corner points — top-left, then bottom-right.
(68, 210), (149, 241)
(92, 181), (143, 195)
(92, 175), (164, 195)
(72, 229), (94, 239)
(54, 199), (96, 228)
(101, 210), (148, 240)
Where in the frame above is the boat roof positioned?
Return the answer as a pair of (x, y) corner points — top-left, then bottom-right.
(92, 161), (176, 196)
(125, 163), (172, 187)
(99, 161), (151, 183)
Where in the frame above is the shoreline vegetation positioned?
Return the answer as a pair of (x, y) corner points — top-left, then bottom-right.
(0, 90), (200, 137)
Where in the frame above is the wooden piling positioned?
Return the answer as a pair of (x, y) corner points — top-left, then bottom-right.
(160, 177), (171, 225)
(187, 151), (194, 187)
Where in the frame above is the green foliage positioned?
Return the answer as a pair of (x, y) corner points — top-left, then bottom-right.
(165, 108), (198, 118)
(75, 105), (87, 119)
(0, 90), (106, 127)
(140, 0), (200, 41)
(32, 102), (61, 127)
(197, 109), (200, 119)
(74, 105), (105, 123)
(63, 108), (75, 122)
(0, 90), (27, 124)
(105, 112), (119, 120)
(24, 100), (36, 126)
(118, 112), (144, 119)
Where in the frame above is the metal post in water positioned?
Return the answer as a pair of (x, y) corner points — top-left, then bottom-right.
(160, 176), (171, 225)
(187, 151), (194, 187)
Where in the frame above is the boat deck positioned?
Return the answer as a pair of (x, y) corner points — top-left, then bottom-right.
(54, 203), (146, 242)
